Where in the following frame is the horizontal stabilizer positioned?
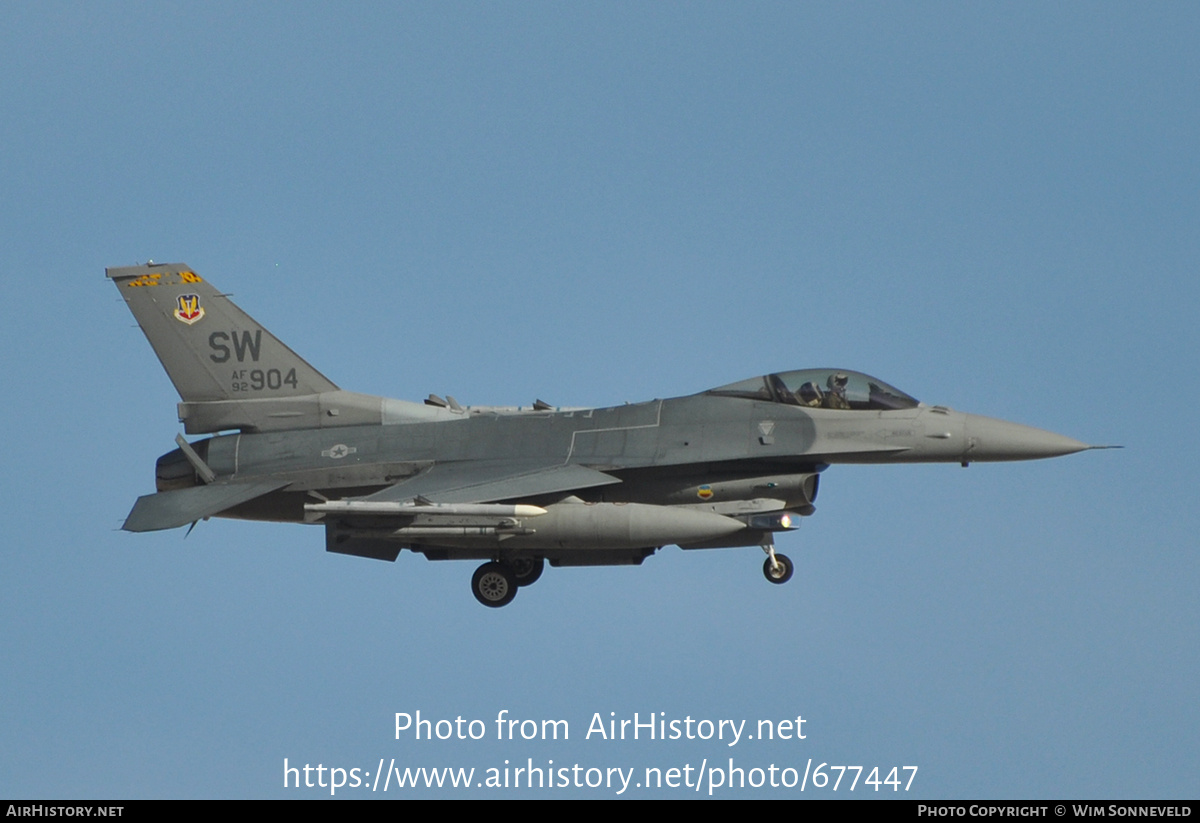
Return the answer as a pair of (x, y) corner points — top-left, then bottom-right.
(122, 480), (290, 532)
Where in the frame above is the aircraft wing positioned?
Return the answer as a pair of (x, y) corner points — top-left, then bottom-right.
(359, 461), (623, 505)
(122, 480), (292, 532)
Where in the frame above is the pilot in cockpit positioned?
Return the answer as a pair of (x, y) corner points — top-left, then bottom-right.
(825, 373), (851, 409)
(797, 381), (824, 407)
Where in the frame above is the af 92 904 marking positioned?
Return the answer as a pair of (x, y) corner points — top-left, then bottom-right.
(230, 368), (299, 392)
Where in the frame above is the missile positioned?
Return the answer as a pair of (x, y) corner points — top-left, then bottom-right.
(304, 500), (548, 520)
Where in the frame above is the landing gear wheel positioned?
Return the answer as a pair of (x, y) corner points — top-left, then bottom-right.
(509, 557), (545, 587)
(472, 562), (518, 607)
(763, 553), (794, 584)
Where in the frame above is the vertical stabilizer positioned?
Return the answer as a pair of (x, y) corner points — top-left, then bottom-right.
(107, 263), (338, 403)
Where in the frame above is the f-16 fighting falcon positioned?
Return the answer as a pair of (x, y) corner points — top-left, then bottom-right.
(108, 263), (1100, 607)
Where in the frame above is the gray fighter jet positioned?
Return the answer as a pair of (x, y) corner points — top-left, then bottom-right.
(109, 262), (1098, 607)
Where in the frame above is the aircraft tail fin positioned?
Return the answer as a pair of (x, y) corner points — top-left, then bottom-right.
(107, 263), (338, 403)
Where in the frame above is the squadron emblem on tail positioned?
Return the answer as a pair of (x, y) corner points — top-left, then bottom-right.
(173, 293), (205, 325)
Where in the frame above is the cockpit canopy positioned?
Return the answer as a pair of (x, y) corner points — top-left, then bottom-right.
(707, 369), (920, 411)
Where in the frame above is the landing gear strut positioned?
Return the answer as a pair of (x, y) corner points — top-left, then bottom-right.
(761, 542), (794, 584)
(472, 561), (518, 607)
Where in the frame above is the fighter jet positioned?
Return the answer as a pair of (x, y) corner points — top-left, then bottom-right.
(108, 262), (1098, 607)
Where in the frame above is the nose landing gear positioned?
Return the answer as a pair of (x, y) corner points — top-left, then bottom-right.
(761, 542), (794, 584)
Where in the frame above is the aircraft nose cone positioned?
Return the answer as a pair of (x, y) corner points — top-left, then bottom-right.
(964, 414), (1091, 461)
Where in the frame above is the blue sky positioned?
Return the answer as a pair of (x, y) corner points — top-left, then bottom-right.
(2, 3), (1197, 798)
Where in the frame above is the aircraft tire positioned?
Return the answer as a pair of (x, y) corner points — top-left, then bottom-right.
(472, 562), (518, 607)
(509, 557), (545, 587)
(763, 553), (794, 584)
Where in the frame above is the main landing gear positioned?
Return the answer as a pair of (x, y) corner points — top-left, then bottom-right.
(509, 556), (545, 587)
(471, 557), (545, 608)
(761, 542), (794, 584)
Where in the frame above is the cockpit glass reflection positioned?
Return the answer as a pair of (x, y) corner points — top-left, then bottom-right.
(707, 370), (919, 411)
